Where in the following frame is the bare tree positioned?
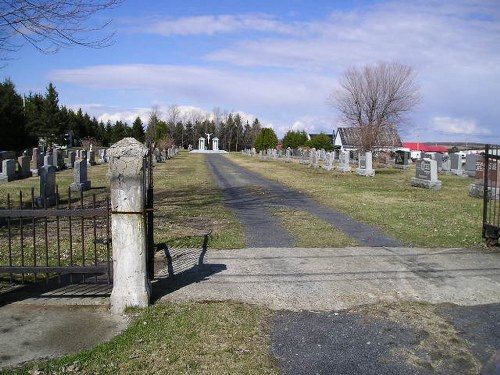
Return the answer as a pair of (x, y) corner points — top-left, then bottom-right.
(331, 62), (420, 151)
(0, 0), (121, 59)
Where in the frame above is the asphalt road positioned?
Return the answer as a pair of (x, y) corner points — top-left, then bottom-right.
(205, 154), (402, 247)
(160, 246), (500, 374)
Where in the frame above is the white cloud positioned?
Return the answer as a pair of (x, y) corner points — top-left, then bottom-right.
(138, 14), (296, 36)
(49, 64), (336, 116)
(432, 116), (491, 136)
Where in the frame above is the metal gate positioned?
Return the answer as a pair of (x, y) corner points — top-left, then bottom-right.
(482, 144), (500, 246)
(0, 188), (112, 284)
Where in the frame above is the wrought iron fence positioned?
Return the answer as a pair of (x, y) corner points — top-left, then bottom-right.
(482, 144), (500, 246)
(0, 187), (111, 284)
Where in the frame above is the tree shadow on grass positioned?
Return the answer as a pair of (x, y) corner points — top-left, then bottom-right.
(151, 233), (226, 302)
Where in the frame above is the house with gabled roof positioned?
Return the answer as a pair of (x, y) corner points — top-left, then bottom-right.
(334, 126), (402, 151)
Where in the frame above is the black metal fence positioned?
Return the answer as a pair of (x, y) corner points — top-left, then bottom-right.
(482, 144), (500, 246)
(0, 187), (112, 284)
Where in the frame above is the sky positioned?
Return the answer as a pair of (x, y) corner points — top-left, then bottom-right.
(2, 0), (500, 143)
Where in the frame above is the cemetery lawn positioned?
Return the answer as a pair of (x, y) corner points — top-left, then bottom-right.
(153, 152), (245, 249)
(229, 154), (484, 248)
(0, 152), (245, 252)
(1, 301), (278, 375)
(274, 209), (359, 247)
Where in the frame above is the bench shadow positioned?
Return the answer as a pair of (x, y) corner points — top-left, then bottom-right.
(151, 234), (226, 302)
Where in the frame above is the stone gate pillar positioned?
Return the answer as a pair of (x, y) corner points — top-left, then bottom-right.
(108, 138), (150, 314)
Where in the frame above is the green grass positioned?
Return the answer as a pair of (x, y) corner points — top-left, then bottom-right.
(152, 152), (245, 249)
(230, 154), (485, 248)
(274, 208), (359, 247)
(0, 301), (278, 375)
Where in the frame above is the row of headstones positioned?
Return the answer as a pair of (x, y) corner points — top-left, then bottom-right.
(0, 147), (111, 182)
(242, 148), (412, 176)
(410, 153), (495, 195)
(152, 147), (179, 164)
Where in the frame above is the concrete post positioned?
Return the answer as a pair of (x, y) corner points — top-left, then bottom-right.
(108, 138), (150, 314)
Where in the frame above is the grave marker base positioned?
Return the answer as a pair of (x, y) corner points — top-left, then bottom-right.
(469, 183), (500, 200)
(411, 177), (442, 190)
(356, 168), (375, 177)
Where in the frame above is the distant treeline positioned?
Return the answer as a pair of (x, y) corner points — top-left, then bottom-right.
(0, 79), (264, 152)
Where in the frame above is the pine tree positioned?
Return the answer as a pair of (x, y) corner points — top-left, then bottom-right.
(254, 127), (278, 151)
(131, 116), (145, 143)
(40, 83), (64, 146)
(0, 79), (35, 151)
(282, 130), (308, 149)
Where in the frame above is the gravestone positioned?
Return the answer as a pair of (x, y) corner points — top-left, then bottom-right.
(0, 151), (15, 173)
(36, 165), (58, 207)
(0, 159), (16, 181)
(52, 149), (64, 170)
(299, 149), (308, 165)
(450, 154), (465, 176)
(378, 151), (391, 168)
(69, 151), (76, 168)
(394, 150), (410, 170)
(338, 150), (352, 172)
(323, 152), (334, 171)
(212, 137), (219, 151)
(465, 154), (479, 177)
(469, 155), (500, 199)
(44, 154), (52, 166)
(31, 147), (42, 176)
(99, 149), (108, 163)
(411, 159), (442, 190)
(17, 155), (32, 178)
(441, 155), (451, 173)
(285, 148), (292, 163)
(434, 153), (444, 172)
(356, 151), (375, 177)
(70, 159), (92, 191)
(88, 150), (96, 166)
(312, 150), (320, 168)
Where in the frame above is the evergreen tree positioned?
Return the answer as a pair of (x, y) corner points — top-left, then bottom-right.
(306, 133), (333, 151)
(0, 79), (35, 151)
(131, 116), (145, 143)
(282, 130), (308, 149)
(24, 92), (44, 142)
(254, 127), (278, 152)
(40, 83), (64, 146)
(174, 121), (184, 148)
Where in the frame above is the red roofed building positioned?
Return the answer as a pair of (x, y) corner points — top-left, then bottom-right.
(402, 143), (448, 153)
(402, 142), (448, 160)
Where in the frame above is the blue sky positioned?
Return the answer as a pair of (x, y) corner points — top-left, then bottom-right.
(2, 0), (500, 143)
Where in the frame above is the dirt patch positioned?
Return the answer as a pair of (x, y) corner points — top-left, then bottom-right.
(356, 302), (482, 374)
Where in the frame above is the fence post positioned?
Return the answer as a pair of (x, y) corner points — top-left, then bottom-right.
(108, 138), (150, 314)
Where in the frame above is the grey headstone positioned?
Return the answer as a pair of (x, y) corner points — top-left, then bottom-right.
(36, 165), (58, 207)
(0, 159), (16, 181)
(356, 151), (375, 177)
(18, 155), (32, 178)
(435, 153), (444, 172)
(465, 154), (479, 177)
(70, 159), (91, 191)
(338, 150), (351, 172)
(394, 150), (410, 170)
(411, 159), (442, 190)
